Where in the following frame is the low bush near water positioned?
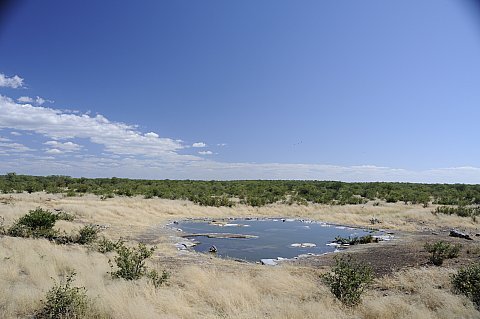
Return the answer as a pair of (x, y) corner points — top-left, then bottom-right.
(322, 254), (373, 307)
(109, 242), (169, 287)
(334, 234), (377, 245)
(424, 241), (461, 266)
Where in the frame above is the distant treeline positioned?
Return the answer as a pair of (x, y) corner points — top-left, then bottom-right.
(1, 173), (480, 207)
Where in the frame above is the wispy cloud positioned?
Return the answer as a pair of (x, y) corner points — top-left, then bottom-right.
(18, 96), (51, 105)
(44, 140), (82, 153)
(0, 73), (24, 88)
(192, 142), (206, 148)
(0, 95), (198, 161)
(1, 72), (479, 183)
(45, 148), (64, 155)
(0, 140), (33, 153)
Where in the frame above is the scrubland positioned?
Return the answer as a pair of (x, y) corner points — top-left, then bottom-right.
(1, 193), (479, 318)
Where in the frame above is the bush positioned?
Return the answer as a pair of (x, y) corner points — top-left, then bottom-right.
(109, 242), (156, 280)
(451, 263), (480, 309)
(76, 225), (99, 245)
(36, 272), (89, 319)
(147, 269), (170, 288)
(95, 237), (123, 253)
(109, 242), (169, 287)
(322, 254), (373, 307)
(55, 211), (75, 221)
(424, 241), (461, 266)
(8, 208), (58, 239)
(334, 235), (377, 245)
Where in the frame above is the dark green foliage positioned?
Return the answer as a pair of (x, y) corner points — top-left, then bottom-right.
(451, 263), (480, 309)
(147, 269), (170, 288)
(76, 225), (99, 245)
(109, 242), (155, 280)
(109, 242), (169, 287)
(334, 235), (377, 245)
(424, 241), (461, 266)
(36, 272), (89, 319)
(8, 208), (58, 239)
(55, 211), (75, 221)
(94, 237), (123, 253)
(5, 208), (102, 246)
(322, 255), (373, 307)
(2, 174), (480, 207)
(434, 205), (480, 218)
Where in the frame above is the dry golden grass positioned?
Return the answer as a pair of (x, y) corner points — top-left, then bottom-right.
(0, 193), (479, 318)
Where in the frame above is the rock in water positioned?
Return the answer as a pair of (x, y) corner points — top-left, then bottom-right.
(449, 229), (473, 240)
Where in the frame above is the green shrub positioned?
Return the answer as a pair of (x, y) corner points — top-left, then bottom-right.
(76, 225), (99, 245)
(36, 272), (89, 319)
(424, 241), (461, 266)
(322, 254), (373, 307)
(147, 269), (170, 288)
(55, 211), (75, 221)
(451, 263), (480, 309)
(334, 235), (377, 245)
(95, 237), (123, 253)
(8, 208), (58, 239)
(109, 242), (169, 287)
(109, 242), (155, 280)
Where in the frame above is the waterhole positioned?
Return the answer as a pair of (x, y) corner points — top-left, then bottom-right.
(173, 218), (388, 263)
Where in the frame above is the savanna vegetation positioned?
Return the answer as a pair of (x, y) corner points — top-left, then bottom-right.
(2, 173), (480, 208)
(1, 180), (480, 318)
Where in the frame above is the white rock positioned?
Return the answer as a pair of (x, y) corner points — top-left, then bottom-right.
(301, 243), (316, 248)
(260, 259), (278, 266)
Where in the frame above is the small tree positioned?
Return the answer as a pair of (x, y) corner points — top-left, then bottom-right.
(76, 225), (99, 245)
(109, 242), (169, 287)
(109, 243), (155, 280)
(36, 272), (89, 319)
(424, 241), (461, 266)
(322, 254), (373, 307)
(451, 263), (480, 309)
(8, 208), (58, 239)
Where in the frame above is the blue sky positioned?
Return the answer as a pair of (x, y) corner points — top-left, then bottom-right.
(1, 0), (480, 182)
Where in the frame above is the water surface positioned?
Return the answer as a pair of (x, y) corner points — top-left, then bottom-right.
(175, 218), (382, 262)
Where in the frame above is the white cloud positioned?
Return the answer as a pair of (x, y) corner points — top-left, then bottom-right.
(10, 131), (21, 136)
(192, 142), (206, 148)
(35, 96), (46, 105)
(44, 140), (82, 152)
(217, 143), (227, 147)
(145, 132), (159, 138)
(1, 152), (480, 183)
(18, 96), (51, 106)
(0, 95), (198, 161)
(198, 150), (213, 155)
(0, 73), (24, 88)
(17, 96), (33, 103)
(0, 141), (32, 152)
(45, 148), (63, 155)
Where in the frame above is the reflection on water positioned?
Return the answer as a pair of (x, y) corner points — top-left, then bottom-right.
(174, 219), (385, 263)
